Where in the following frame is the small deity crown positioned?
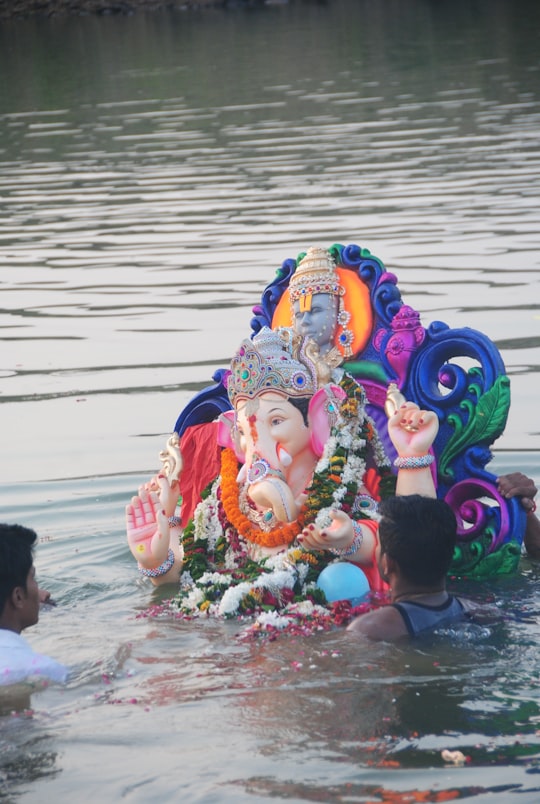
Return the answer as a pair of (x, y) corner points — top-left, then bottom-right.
(288, 246), (354, 358)
(227, 327), (317, 407)
(289, 247), (344, 307)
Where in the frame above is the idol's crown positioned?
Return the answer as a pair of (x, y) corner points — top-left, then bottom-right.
(289, 246), (344, 303)
(227, 327), (316, 406)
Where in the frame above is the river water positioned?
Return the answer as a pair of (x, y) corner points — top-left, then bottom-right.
(1, 0), (540, 801)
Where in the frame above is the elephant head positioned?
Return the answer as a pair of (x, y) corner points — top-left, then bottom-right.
(218, 369), (346, 523)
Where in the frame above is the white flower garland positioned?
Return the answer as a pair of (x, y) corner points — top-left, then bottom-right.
(253, 599), (330, 631)
(176, 522), (325, 619)
(313, 388), (389, 530)
(192, 481), (222, 550)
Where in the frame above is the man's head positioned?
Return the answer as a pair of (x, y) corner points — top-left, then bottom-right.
(378, 495), (457, 588)
(0, 523), (40, 633)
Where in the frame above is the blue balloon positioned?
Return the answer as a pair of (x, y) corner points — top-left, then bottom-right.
(317, 562), (370, 606)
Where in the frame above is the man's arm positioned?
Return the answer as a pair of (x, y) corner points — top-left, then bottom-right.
(497, 473), (540, 559)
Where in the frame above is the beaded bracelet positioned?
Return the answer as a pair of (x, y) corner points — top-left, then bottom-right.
(138, 548), (175, 578)
(168, 516), (182, 528)
(329, 520), (364, 557)
(394, 453), (434, 470)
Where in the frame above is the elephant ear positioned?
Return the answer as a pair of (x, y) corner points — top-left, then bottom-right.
(308, 384), (347, 457)
(217, 411), (246, 463)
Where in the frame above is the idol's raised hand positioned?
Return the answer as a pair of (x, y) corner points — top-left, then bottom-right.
(126, 489), (170, 570)
(125, 431), (185, 583)
(138, 474), (180, 519)
(387, 401), (439, 457)
(387, 402), (439, 498)
(126, 484), (183, 585)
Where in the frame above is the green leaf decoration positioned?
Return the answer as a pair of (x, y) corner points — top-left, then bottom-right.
(328, 243), (345, 262)
(438, 374), (511, 482)
(450, 540), (521, 579)
(343, 360), (389, 384)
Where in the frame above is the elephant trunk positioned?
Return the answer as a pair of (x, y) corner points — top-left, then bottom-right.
(248, 478), (298, 523)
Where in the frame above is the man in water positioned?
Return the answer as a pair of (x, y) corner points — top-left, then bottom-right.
(347, 495), (490, 640)
(0, 523), (67, 686)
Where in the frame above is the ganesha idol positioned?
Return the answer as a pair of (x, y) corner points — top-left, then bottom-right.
(127, 242), (525, 626)
(160, 244), (524, 586)
(126, 323), (440, 626)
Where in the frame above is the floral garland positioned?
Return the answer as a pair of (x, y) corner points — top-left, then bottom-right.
(142, 478), (389, 639)
(166, 478), (336, 621)
(139, 595), (383, 641)
(220, 447), (305, 547)
(303, 372), (395, 528)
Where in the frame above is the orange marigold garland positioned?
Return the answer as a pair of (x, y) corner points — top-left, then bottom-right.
(220, 447), (305, 547)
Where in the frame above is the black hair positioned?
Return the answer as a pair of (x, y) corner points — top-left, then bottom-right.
(378, 495), (457, 587)
(288, 396), (310, 427)
(0, 524), (37, 615)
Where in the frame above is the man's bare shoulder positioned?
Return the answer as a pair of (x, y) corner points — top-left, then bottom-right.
(458, 596), (501, 623)
(346, 605), (409, 641)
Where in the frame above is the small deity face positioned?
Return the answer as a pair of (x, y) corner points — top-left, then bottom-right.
(235, 391), (312, 471)
(292, 293), (338, 355)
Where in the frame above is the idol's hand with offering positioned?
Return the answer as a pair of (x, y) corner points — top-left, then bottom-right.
(298, 510), (375, 563)
(126, 488), (183, 585)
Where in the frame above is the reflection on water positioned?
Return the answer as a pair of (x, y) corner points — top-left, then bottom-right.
(0, 0), (540, 801)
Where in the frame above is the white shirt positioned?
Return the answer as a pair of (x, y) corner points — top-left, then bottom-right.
(0, 628), (68, 686)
